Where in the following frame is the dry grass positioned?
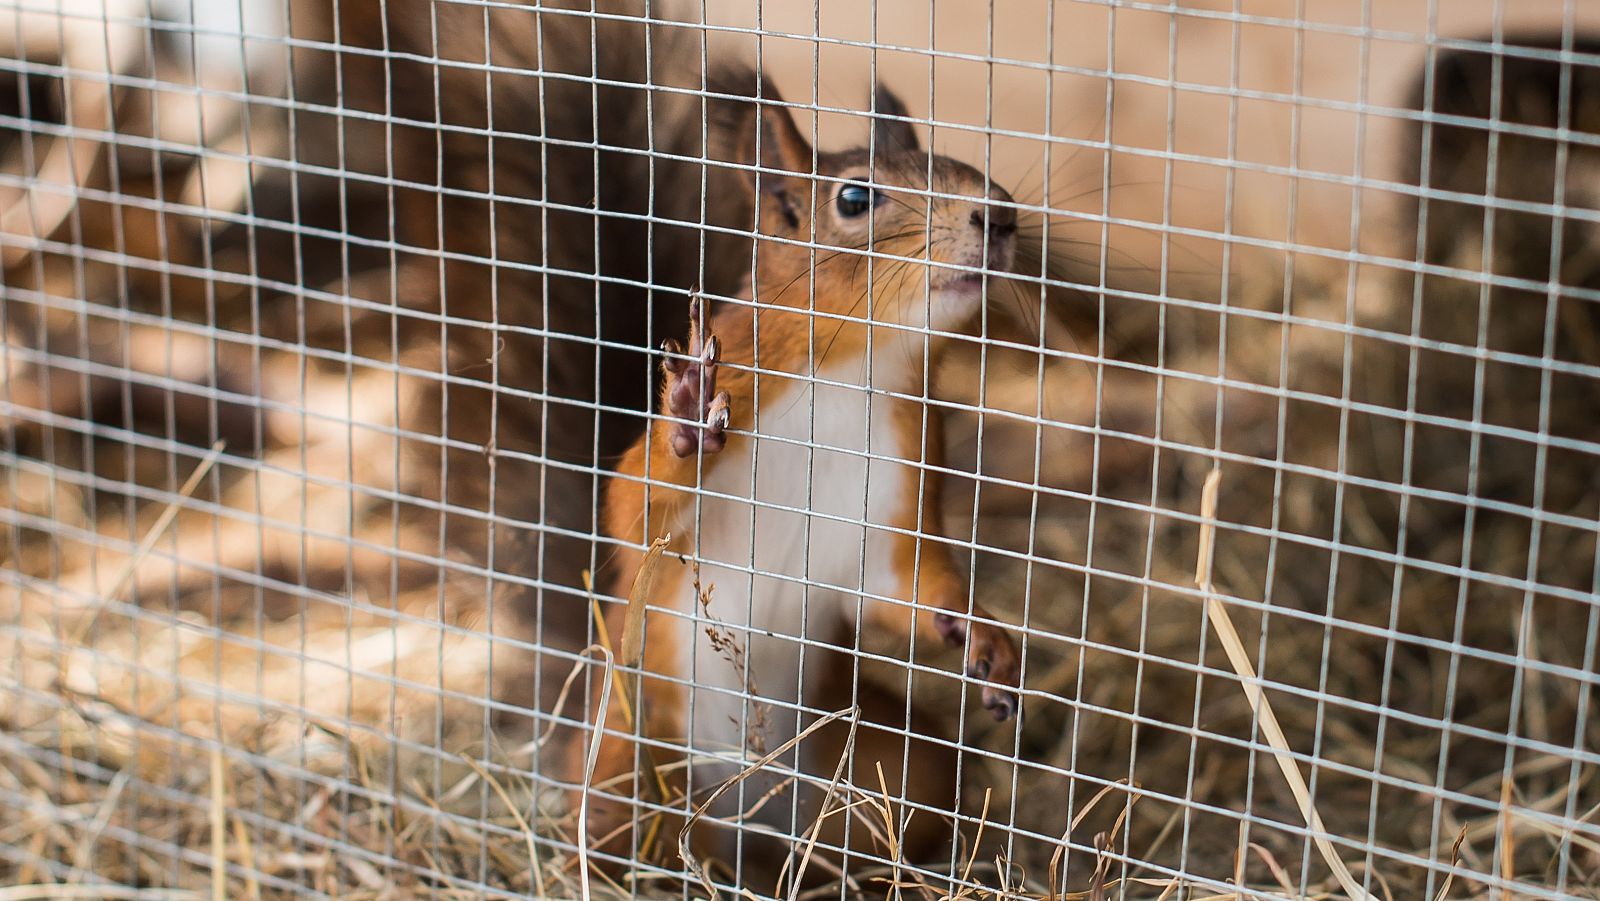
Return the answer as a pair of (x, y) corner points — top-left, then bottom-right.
(5, 251), (1597, 898)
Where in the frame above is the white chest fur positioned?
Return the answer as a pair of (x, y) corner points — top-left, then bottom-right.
(655, 344), (927, 792)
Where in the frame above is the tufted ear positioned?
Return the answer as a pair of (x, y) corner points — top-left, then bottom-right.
(708, 67), (815, 232)
(708, 66), (815, 174)
(871, 84), (920, 154)
(749, 74), (814, 178)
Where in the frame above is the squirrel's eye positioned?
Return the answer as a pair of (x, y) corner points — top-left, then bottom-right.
(836, 183), (880, 218)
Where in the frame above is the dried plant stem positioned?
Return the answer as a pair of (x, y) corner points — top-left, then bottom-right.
(584, 539), (674, 860)
(229, 815), (260, 901)
(1194, 468), (1376, 901)
(782, 713), (862, 901)
(67, 439), (227, 646)
(622, 535), (672, 667)
(577, 643), (617, 901)
(210, 747), (226, 901)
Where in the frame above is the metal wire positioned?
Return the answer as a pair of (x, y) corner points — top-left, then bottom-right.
(2, 2), (1598, 900)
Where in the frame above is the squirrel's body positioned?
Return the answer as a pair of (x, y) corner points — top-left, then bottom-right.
(581, 73), (1024, 878)
(613, 308), (949, 737)
(601, 322), (937, 861)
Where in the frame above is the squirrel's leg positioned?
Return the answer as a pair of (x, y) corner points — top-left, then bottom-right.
(875, 401), (1022, 722)
(581, 298), (745, 863)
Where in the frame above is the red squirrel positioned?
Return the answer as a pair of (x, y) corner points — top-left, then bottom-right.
(576, 71), (1024, 876)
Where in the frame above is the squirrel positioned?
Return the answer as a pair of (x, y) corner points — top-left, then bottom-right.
(574, 70), (1025, 880)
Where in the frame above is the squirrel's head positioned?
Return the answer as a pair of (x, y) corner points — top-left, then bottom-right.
(720, 73), (1017, 334)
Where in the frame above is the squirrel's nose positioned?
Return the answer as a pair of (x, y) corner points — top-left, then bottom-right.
(969, 205), (1017, 239)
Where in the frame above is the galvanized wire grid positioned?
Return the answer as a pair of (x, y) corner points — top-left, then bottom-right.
(1, 1), (1597, 899)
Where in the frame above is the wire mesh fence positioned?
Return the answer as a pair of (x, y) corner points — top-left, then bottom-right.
(2, 1), (1597, 899)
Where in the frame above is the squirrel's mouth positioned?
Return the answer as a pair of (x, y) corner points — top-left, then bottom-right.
(942, 272), (987, 292)
(937, 260), (1012, 294)
(932, 271), (1001, 302)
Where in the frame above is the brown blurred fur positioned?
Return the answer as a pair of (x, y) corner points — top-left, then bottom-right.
(299, 0), (761, 705)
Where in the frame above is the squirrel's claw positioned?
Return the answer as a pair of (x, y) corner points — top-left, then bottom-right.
(663, 300), (731, 458)
(701, 391), (731, 454)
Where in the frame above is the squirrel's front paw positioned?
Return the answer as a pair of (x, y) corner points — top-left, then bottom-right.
(936, 610), (1022, 722)
(661, 297), (731, 458)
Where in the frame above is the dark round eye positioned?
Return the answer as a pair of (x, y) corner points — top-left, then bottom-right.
(836, 182), (880, 218)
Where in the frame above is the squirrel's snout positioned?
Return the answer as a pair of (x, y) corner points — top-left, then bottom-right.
(969, 206), (1017, 239)
(965, 201), (1017, 273)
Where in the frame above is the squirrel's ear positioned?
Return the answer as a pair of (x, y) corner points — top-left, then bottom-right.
(708, 67), (813, 230)
(871, 84), (920, 154)
(753, 76), (814, 177)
